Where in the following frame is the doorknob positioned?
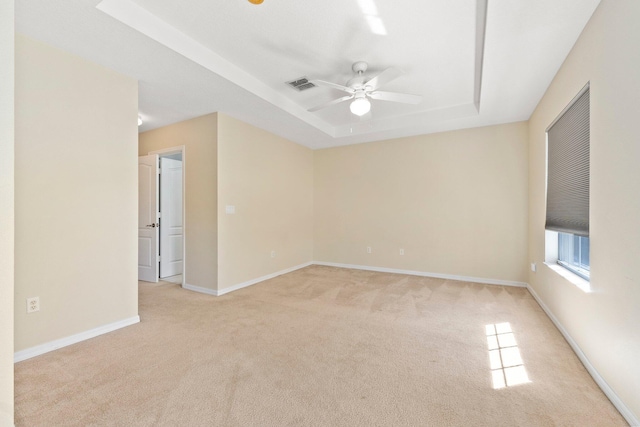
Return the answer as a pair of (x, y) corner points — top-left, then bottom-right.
(146, 223), (158, 228)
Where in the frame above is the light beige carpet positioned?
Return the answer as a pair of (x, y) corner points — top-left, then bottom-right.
(15, 266), (626, 426)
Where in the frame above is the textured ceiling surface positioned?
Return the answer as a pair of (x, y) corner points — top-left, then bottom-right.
(16, 0), (600, 148)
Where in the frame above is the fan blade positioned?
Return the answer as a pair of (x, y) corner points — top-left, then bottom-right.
(369, 91), (422, 104)
(364, 67), (403, 90)
(308, 94), (354, 112)
(311, 80), (355, 94)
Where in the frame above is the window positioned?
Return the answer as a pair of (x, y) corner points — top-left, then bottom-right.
(558, 233), (589, 280)
(545, 84), (590, 280)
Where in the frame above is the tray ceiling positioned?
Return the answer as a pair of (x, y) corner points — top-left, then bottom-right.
(16, 0), (600, 148)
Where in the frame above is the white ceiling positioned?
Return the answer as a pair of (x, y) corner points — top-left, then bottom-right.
(16, 0), (600, 149)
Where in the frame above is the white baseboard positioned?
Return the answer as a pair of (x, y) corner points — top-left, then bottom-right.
(182, 283), (217, 296)
(14, 316), (140, 363)
(215, 262), (314, 296)
(527, 285), (639, 426)
(186, 261), (526, 299)
(312, 261), (528, 288)
(182, 262), (314, 297)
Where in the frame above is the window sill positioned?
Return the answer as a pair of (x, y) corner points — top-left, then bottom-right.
(544, 262), (591, 293)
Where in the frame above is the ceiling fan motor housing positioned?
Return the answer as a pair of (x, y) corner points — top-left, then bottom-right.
(347, 76), (366, 90)
(353, 91), (367, 100)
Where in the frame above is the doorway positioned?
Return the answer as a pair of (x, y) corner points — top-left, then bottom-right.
(159, 153), (183, 283)
(138, 146), (186, 286)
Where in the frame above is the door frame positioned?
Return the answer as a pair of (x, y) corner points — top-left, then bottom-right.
(148, 145), (186, 286)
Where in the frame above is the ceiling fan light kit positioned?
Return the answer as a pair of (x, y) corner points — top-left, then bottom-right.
(350, 97), (371, 116)
(309, 61), (422, 117)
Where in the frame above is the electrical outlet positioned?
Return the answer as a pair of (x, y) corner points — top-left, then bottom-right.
(27, 297), (39, 313)
(271, 250), (276, 258)
(399, 248), (405, 255)
(366, 246), (372, 254)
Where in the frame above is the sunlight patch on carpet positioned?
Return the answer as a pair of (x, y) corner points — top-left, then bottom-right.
(486, 322), (530, 389)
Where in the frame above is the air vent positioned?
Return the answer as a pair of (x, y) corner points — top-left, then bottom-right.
(286, 77), (316, 92)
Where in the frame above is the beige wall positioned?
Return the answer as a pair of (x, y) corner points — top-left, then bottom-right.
(217, 113), (313, 291)
(314, 122), (529, 284)
(14, 35), (139, 352)
(139, 113), (218, 291)
(528, 0), (640, 421)
(0, 2), (14, 425)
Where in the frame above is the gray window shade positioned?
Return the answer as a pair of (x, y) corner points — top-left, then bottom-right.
(545, 87), (590, 237)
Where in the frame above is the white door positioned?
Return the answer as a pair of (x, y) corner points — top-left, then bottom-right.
(160, 157), (183, 278)
(138, 154), (159, 282)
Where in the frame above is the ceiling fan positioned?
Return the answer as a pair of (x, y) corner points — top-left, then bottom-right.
(308, 61), (422, 116)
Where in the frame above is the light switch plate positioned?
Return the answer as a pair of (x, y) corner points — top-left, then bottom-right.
(225, 205), (235, 214)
